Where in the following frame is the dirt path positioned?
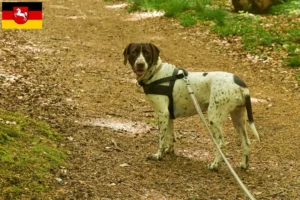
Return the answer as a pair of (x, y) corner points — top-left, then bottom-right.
(1, 0), (300, 199)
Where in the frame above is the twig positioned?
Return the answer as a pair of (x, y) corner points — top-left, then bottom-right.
(111, 139), (123, 152)
(261, 191), (286, 199)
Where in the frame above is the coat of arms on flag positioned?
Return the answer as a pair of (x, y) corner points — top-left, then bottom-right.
(2, 2), (42, 29)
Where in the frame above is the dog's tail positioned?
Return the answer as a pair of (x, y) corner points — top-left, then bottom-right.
(245, 94), (261, 141)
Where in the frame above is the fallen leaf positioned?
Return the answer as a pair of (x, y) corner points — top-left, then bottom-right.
(120, 163), (130, 167)
(55, 177), (63, 182)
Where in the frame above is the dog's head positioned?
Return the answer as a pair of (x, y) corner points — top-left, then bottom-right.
(123, 43), (160, 77)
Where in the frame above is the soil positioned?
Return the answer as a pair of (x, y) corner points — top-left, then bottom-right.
(1, 0), (300, 199)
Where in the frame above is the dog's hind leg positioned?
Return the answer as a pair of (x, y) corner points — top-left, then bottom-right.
(207, 106), (226, 170)
(230, 107), (250, 169)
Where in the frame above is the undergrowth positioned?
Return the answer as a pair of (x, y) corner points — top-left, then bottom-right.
(0, 110), (66, 199)
(126, 0), (300, 67)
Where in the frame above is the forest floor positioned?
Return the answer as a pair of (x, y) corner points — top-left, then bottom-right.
(1, 0), (300, 199)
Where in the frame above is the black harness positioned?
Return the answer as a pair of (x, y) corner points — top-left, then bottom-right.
(138, 68), (188, 119)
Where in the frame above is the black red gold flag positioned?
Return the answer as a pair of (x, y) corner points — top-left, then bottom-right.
(2, 2), (42, 29)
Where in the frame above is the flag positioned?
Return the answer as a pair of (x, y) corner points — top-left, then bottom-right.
(2, 2), (42, 29)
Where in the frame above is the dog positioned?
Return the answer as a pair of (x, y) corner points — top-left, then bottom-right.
(123, 43), (260, 170)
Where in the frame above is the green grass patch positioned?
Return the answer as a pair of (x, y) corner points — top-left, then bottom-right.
(210, 13), (283, 53)
(0, 110), (66, 199)
(270, 0), (300, 15)
(194, 0), (212, 12)
(288, 55), (300, 67)
(288, 28), (300, 44)
(163, 0), (190, 17)
(196, 7), (227, 25)
(125, 0), (300, 67)
(180, 13), (198, 27)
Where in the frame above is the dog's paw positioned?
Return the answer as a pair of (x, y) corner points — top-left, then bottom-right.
(165, 147), (174, 155)
(238, 162), (249, 170)
(207, 162), (219, 171)
(147, 153), (162, 161)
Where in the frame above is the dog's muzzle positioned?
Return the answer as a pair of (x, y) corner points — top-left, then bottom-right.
(134, 62), (147, 77)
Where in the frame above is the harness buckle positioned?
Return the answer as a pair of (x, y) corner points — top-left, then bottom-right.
(182, 72), (189, 85)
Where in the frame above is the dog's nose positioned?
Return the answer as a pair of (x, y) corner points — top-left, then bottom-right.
(136, 63), (145, 70)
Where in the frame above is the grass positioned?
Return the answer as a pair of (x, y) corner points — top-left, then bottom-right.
(269, 0), (300, 15)
(180, 13), (198, 26)
(197, 7), (227, 25)
(125, 0), (300, 67)
(163, 0), (190, 17)
(0, 110), (66, 199)
(289, 55), (300, 67)
(211, 13), (285, 53)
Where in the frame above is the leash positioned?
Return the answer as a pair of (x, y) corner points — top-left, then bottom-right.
(182, 74), (256, 200)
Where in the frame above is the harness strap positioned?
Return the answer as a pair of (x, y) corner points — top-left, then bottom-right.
(167, 68), (178, 119)
(139, 68), (188, 119)
(138, 69), (186, 87)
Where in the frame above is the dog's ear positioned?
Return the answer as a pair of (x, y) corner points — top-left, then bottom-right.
(123, 43), (132, 65)
(149, 43), (160, 66)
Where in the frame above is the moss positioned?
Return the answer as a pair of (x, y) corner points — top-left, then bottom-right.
(0, 109), (66, 198)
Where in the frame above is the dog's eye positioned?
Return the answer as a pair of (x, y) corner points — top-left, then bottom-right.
(131, 51), (138, 56)
(144, 51), (150, 57)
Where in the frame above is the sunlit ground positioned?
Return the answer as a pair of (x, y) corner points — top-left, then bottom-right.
(105, 3), (164, 21)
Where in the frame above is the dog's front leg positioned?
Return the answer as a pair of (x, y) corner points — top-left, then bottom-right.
(148, 112), (174, 160)
(148, 111), (175, 160)
(146, 95), (175, 160)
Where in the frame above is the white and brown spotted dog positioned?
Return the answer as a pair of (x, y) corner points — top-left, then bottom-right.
(123, 43), (260, 170)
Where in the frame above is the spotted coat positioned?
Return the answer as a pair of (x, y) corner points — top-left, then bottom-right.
(123, 43), (260, 170)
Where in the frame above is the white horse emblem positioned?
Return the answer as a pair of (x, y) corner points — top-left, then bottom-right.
(14, 8), (28, 23)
